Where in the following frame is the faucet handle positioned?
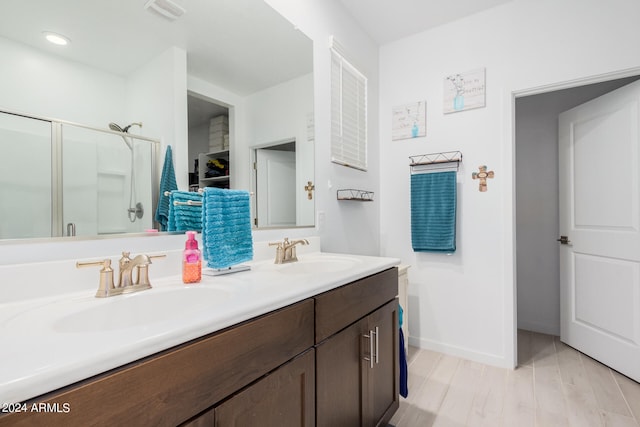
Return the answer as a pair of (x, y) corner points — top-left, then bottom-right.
(119, 251), (131, 264)
(268, 240), (286, 264)
(76, 259), (115, 298)
(134, 254), (166, 287)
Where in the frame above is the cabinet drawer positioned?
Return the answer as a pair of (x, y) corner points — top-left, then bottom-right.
(315, 268), (397, 343)
(0, 299), (314, 427)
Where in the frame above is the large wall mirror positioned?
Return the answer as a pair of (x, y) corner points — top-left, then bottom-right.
(0, 0), (314, 241)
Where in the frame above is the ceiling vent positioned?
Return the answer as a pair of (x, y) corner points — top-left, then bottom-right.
(144, 0), (185, 21)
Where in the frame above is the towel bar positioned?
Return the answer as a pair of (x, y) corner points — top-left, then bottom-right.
(409, 151), (462, 174)
(165, 189), (254, 196)
(173, 200), (202, 207)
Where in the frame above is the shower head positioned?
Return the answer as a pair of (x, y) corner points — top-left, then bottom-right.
(109, 122), (124, 133)
(108, 122), (134, 151)
(108, 122), (142, 133)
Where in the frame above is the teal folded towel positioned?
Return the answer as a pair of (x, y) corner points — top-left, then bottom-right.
(411, 171), (457, 253)
(201, 188), (253, 269)
(168, 191), (203, 232)
(155, 145), (178, 231)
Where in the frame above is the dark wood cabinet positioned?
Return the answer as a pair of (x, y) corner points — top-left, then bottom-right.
(316, 268), (399, 427)
(316, 316), (368, 426)
(215, 349), (315, 427)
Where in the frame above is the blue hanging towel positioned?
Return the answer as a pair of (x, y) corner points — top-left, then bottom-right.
(410, 171), (457, 253)
(399, 305), (408, 398)
(399, 329), (408, 398)
(155, 145), (178, 231)
(168, 191), (203, 232)
(201, 187), (253, 269)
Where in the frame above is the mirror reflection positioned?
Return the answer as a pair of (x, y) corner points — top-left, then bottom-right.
(253, 136), (315, 228)
(62, 124), (156, 236)
(0, 111), (158, 239)
(0, 113), (51, 239)
(0, 0), (314, 241)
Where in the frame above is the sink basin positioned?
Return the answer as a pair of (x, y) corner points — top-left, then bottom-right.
(274, 255), (360, 275)
(52, 286), (230, 333)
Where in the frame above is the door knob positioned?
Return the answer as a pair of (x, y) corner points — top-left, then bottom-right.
(557, 235), (571, 245)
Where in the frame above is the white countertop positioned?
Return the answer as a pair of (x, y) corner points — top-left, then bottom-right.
(0, 251), (399, 404)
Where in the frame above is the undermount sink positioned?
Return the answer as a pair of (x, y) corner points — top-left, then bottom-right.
(50, 286), (231, 333)
(273, 255), (360, 275)
(0, 285), (232, 334)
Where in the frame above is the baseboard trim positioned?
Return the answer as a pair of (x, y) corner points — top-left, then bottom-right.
(407, 336), (510, 369)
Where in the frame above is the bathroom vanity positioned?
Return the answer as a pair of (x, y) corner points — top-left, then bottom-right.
(0, 252), (399, 426)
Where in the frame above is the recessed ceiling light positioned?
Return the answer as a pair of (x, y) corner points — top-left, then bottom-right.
(43, 31), (70, 46)
(144, 0), (185, 21)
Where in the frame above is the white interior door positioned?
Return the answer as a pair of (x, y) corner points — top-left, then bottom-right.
(256, 149), (296, 227)
(559, 80), (640, 382)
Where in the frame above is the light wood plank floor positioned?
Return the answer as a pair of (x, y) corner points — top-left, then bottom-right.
(390, 330), (640, 427)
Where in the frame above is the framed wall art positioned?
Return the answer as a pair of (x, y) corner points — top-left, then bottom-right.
(392, 101), (426, 141)
(443, 68), (486, 114)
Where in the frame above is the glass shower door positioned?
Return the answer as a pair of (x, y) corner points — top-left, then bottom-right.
(61, 124), (154, 236)
(0, 112), (52, 239)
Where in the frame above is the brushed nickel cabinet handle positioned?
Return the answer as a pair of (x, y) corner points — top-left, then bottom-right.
(374, 326), (379, 365)
(363, 331), (374, 369)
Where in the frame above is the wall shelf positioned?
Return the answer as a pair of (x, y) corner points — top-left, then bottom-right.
(337, 189), (374, 202)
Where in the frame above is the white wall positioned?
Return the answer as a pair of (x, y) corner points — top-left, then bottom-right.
(0, 37), (124, 127)
(245, 73), (313, 147)
(379, 0), (640, 367)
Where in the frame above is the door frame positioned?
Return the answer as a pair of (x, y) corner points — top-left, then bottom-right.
(250, 137), (296, 228)
(507, 66), (640, 368)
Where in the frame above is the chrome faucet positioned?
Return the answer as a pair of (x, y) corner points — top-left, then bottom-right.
(77, 252), (165, 298)
(268, 238), (309, 264)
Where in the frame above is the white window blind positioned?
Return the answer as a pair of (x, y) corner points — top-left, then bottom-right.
(330, 37), (367, 171)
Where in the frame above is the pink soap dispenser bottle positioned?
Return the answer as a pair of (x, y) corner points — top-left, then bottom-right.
(183, 231), (202, 284)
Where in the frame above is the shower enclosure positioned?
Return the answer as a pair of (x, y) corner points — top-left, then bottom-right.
(0, 110), (160, 239)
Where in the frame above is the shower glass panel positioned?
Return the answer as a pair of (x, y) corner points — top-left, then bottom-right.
(0, 112), (52, 239)
(62, 124), (155, 236)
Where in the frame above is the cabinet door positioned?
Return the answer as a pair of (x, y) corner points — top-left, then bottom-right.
(215, 349), (315, 427)
(365, 299), (399, 427)
(316, 317), (368, 427)
(316, 299), (400, 427)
